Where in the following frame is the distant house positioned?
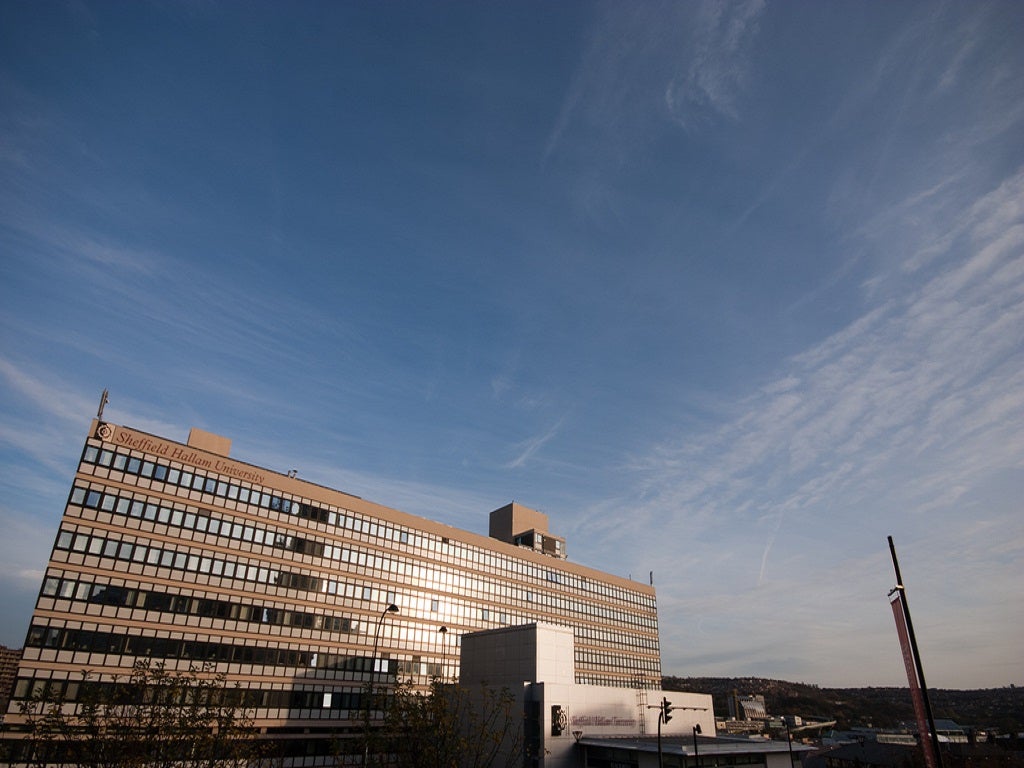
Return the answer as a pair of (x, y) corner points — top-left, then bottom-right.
(821, 738), (1024, 768)
(824, 741), (925, 768)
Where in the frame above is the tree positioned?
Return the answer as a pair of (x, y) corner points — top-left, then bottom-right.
(372, 677), (526, 768)
(16, 660), (263, 768)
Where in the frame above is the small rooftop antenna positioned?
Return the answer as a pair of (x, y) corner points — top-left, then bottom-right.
(97, 389), (109, 420)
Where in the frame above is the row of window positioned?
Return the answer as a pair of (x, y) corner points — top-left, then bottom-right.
(40, 575), (353, 632)
(576, 673), (660, 689)
(83, 444), (331, 523)
(25, 624), (398, 678)
(54, 514), (657, 674)
(576, 648), (660, 675)
(54, 525), (323, 594)
(71, 485), (327, 557)
(2, 734), (352, 763)
(73, 438), (662, 679)
(40, 571), (655, 681)
(12, 674), (379, 713)
(576, 623), (660, 654)
(68, 480), (658, 634)
(81, 440), (657, 612)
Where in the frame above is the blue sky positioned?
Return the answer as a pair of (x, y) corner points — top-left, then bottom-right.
(1, 1), (1022, 689)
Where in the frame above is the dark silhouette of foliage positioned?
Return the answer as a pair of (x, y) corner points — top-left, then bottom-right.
(370, 677), (525, 768)
(16, 660), (263, 768)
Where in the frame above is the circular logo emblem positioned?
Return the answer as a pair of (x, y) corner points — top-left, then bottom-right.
(96, 423), (113, 440)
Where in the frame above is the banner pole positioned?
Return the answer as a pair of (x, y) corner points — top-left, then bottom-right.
(888, 536), (943, 768)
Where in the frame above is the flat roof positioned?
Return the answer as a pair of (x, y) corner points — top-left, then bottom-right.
(577, 735), (815, 757)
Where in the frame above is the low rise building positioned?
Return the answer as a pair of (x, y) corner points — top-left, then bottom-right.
(460, 623), (809, 768)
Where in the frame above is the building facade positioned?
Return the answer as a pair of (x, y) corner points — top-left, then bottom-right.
(460, 624), (716, 768)
(0, 645), (21, 725)
(3, 418), (661, 762)
(458, 624), (806, 768)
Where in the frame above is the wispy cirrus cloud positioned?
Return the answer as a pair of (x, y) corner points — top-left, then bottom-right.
(643, 167), (1024, 524)
(664, 0), (766, 130)
(506, 418), (565, 470)
(546, 0), (767, 161)
(588, 166), (1024, 685)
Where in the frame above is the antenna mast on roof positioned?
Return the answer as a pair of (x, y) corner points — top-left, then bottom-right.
(97, 389), (109, 420)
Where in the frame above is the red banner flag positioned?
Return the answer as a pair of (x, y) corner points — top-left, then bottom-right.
(891, 594), (937, 768)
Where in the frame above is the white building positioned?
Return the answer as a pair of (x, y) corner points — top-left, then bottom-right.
(460, 624), (807, 768)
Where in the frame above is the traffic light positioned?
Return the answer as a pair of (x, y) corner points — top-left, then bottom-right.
(661, 697), (673, 723)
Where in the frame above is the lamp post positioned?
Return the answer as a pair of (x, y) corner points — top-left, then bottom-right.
(363, 603), (399, 766)
(785, 721), (795, 768)
(437, 626), (448, 681)
(692, 723), (702, 768)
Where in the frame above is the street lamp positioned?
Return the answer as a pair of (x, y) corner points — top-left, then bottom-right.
(437, 626), (448, 681)
(692, 723), (702, 768)
(363, 603), (399, 765)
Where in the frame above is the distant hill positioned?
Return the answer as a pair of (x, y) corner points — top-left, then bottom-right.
(662, 677), (1024, 734)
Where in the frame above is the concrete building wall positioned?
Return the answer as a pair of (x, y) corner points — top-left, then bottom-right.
(4, 418), (662, 762)
(460, 624), (715, 768)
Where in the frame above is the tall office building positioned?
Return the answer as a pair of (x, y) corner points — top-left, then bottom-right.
(4, 417), (660, 760)
(0, 645), (21, 724)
